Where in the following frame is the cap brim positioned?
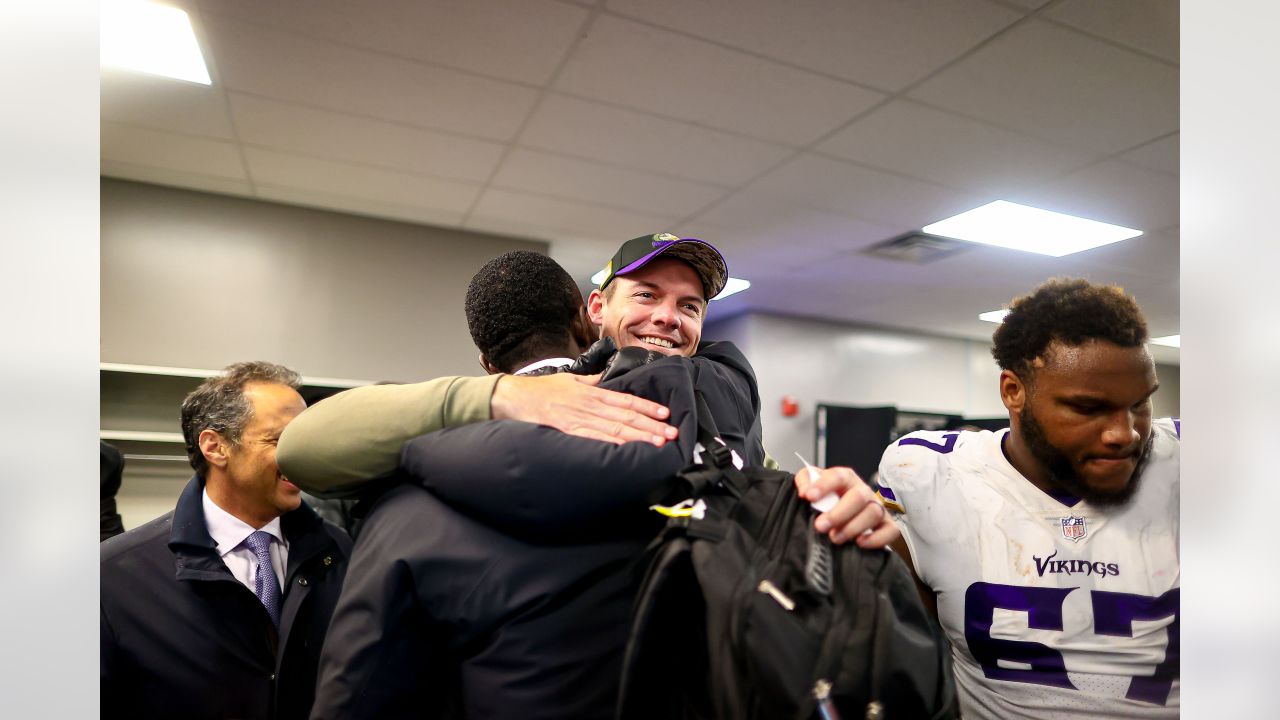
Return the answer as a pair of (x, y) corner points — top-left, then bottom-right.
(616, 238), (727, 299)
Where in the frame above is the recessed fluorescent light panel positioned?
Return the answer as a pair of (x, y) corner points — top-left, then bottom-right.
(923, 200), (1142, 257)
(101, 0), (212, 85)
(589, 269), (750, 301)
(978, 309), (1009, 324)
(1150, 335), (1180, 348)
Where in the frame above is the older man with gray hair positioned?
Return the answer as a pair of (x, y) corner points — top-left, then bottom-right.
(100, 361), (351, 720)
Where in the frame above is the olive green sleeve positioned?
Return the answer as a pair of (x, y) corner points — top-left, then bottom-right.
(763, 452), (780, 471)
(277, 374), (500, 497)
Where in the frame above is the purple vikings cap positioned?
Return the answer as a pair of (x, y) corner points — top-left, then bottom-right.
(598, 233), (728, 299)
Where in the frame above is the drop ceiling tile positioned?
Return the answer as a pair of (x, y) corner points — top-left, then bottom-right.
(254, 184), (467, 228)
(1060, 226), (1179, 280)
(101, 69), (233, 139)
(1045, 0), (1178, 63)
(1118, 133), (1178, 175)
(243, 147), (481, 214)
(490, 148), (728, 217)
(817, 100), (1093, 194)
(750, 153), (985, 228)
(199, 0), (588, 85)
(521, 94), (793, 186)
(606, 0), (1021, 91)
(555, 15), (884, 146)
(1009, 158), (1179, 232)
(468, 188), (679, 244)
(908, 19), (1178, 154)
(101, 123), (246, 180)
(228, 93), (505, 184)
(201, 16), (538, 140)
(690, 190), (904, 253)
(100, 161), (254, 198)
(681, 220), (867, 277)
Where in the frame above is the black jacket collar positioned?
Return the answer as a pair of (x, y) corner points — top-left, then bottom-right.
(169, 474), (334, 583)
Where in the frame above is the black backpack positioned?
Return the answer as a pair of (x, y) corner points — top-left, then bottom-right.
(616, 394), (956, 720)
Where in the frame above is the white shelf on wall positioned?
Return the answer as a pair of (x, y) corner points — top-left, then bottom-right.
(100, 429), (184, 443)
(100, 362), (372, 388)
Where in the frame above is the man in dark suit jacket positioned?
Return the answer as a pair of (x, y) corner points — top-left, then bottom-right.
(100, 361), (351, 720)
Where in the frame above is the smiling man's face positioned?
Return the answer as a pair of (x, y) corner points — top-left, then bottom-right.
(587, 257), (706, 357)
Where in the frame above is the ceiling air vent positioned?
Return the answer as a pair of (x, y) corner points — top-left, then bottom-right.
(862, 232), (969, 264)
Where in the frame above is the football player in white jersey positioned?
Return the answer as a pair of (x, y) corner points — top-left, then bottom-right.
(877, 278), (1178, 719)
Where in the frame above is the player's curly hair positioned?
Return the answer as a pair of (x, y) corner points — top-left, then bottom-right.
(992, 278), (1148, 377)
(465, 251), (585, 374)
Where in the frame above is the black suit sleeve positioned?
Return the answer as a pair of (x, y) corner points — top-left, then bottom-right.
(100, 442), (126, 541)
(398, 361), (703, 537)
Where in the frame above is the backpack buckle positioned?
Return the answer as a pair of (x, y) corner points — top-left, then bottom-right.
(702, 439), (735, 469)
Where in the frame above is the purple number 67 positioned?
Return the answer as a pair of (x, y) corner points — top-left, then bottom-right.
(899, 432), (959, 454)
(964, 582), (1179, 706)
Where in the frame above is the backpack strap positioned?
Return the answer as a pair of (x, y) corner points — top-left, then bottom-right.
(690, 390), (749, 498)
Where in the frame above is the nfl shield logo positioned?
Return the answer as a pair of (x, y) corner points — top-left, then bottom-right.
(1061, 516), (1087, 542)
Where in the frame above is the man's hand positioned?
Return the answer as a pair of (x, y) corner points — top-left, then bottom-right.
(794, 466), (899, 549)
(491, 372), (678, 446)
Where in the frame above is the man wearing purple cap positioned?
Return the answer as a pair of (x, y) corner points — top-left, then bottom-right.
(587, 233), (727, 358)
(585, 233), (891, 543)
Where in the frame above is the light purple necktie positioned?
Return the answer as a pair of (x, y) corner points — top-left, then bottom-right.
(243, 530), (281, 627)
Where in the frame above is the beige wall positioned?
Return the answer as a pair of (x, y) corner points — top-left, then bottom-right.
(102, 178), (546, 382)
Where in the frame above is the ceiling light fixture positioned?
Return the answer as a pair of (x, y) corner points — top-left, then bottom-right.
(101, 0), (212, 85)
(978, 309), (1009, 323)
(589, 269), (751, 301)
(1150, 335), (1180, 348)
(923, 200), (1142, 257)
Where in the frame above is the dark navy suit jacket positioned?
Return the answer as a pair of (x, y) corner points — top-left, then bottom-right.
(101, 475), (351, 720)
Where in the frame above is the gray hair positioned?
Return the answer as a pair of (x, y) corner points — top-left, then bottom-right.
(180, 361), (301, 478)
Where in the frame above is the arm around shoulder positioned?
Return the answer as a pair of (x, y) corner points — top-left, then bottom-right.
(278, 375), (498, 497)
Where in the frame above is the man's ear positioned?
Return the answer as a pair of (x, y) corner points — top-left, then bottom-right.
(999, 369), (1027, 414)
(586, 288), (606, 326)
(569, 305), (598, 353)
(198, 429), (231, 469)
(478, 353), (501, 375)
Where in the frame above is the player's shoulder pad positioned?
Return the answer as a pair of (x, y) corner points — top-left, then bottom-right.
(1154, 417), (1180, 440)
(877, 429), (971, 512)
(1146, 417), (1181, 469)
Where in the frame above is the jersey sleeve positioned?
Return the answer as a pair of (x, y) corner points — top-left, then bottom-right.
(877, 430), (960, 587)
(876, 430), (956, 516)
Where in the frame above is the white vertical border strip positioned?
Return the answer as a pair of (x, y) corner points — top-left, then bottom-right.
(1183, 1), (1280, 717)
(0, 0), (100, 713)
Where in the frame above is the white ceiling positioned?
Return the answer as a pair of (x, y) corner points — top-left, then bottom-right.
(101, 0), (1179, 362)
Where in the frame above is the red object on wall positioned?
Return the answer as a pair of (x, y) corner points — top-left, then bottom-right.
(781, 395), (799, 418)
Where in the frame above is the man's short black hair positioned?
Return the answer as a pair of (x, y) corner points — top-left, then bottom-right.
(465, 251), (584, 373)
(992, 277), (1149, 377)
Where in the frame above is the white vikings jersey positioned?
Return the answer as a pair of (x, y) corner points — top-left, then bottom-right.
(877, 419), (1180, 720)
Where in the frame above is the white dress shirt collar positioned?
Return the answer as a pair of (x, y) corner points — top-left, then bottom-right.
(202, 487), (284, 558)
(513, 357), (574, 375)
